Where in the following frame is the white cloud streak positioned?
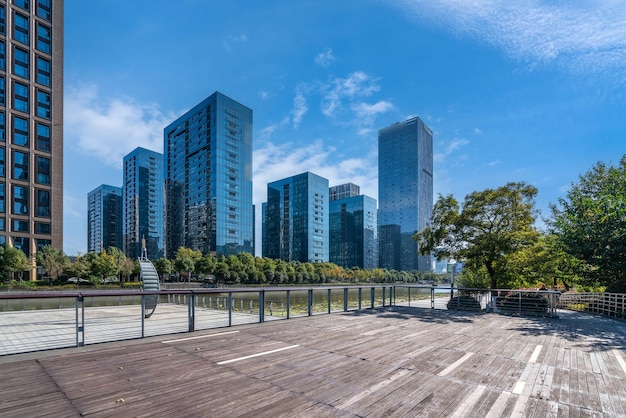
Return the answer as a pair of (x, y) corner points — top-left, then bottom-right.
(394, 0), (626, 83)
(65, 85), (176, 168)
(314, 47), (335, 67)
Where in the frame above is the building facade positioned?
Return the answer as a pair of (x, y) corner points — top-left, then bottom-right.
(0, 0), (63, 263)
(329, 184), (377, 269)
(123, 147), (164, 260)
(263, 172), (328, 263)
(87, 185), (122, 253)
(164, 91), (253, 257)
(378, 116), (433, 271)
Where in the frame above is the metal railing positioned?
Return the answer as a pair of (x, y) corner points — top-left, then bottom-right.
(558, 292), (626, 319)
(0, 285), (397, 356)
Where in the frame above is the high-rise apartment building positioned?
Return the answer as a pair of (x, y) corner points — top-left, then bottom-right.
(0, 0), (63, 263)
(263, 172), (328, 263)
(123, 147), (164, 260)
(87, 185), (122, 253)
(378, 116), (433, 271)
(329, 183), (377, 269)
(164, 91), (253, 257)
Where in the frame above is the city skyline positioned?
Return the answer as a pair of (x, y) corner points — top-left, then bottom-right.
(63, 1), (626, 256)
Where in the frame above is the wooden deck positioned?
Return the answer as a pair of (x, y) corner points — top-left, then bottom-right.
(1, 306), (625, 417)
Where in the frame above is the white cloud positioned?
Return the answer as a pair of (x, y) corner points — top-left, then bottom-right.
(395, 0), (626, 83)
(223, 33), (247, 52)
(314, 47), (335, 67)
(65, 85), (176, 168)
(433, 138), (469, 163)
(291, 88), (308, 128)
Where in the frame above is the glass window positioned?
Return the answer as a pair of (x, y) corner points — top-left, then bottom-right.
(36, 90), (50, 119)
(13, 12), (29, 45)
(36, 239), (51, 251)
(13, 116), (29, 146)
(0, 218), (4, 231)
(0, 6), (5, 35)
(0, 236), (5, 246)
(12, 236), (29, 255)
(0, 183), (4, 212)
(36, 56), (50, 86)
(13, 0), (30, 11)
(0, 77), (4, 106)
(13, 46), (29, 79)
(36, 156), (49, 184)
(37, 23), (51, 54)
(36, 189), (49, 217)
(36, 123), (50, 151)
(35, 222), (50, 234)
(0, 112), (4, 142)
(12, 219), (29, 233)
(37, 0), (51, 21)
(12, 184), (28, 215)
(0, 41), (5, 70)
(12, 150), (28, 181)
(13, 81), (29, 113)
(0, 147), (4, 177)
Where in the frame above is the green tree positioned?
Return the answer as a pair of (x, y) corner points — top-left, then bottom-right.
(0, 246), (34, 281)
(415, 182), (539, 290)
(549, 156), (626, 288)
(91, 250), (118, 281)
(106, 247), (126, 281)
(154, 257), (172, 282)
(35, 245), (69, 282)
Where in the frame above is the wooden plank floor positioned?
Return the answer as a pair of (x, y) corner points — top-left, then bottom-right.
(1, 307), (625, 417)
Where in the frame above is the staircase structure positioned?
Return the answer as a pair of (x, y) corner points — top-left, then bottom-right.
(139, 259), (160, 318)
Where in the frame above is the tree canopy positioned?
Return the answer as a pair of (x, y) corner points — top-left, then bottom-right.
(415, 182), (539, 289)
(549, 156), (626, 287)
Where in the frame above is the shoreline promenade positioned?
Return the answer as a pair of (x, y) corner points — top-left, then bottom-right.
(1, 306), (625, 417)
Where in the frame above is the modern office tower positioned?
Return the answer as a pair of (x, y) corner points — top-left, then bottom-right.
(87, 185), (122, 253)
(1, 0), (63, 264)
(123, 147), (164, 260)
(164, 92), (253, 257)
(329, 184), (377, 269)
(378, 116), (433, 271)
(263, 172), (328, 263)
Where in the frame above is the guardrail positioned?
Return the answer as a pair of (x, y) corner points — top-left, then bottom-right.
(558, 292), (626, 319)
(0, 285), (401, 356)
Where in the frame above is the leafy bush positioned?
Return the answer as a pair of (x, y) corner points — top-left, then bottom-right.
(447, 295), (482, 311)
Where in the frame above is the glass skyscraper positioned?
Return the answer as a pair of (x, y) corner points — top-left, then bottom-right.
(329, 183), (377, 269)
(87, 185), (122, 253)
(378, 116), (433, 271)
(1, 0), (63, 267)
(123, 147), (164, 259)
(164, 91), (253, 257)
(263, 172), (328, 263)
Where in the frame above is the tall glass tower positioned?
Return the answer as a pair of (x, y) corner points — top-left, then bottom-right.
(1, 0), (63, 266)
(378, 116), (433, 271)
(164, 92), (253, 257)
(263, 172), (328, 263)
(123, 147), (164, 259)
(87, 185), (122, 253)
(329, 183), (377, 269)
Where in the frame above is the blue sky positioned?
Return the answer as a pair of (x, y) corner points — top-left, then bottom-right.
(63, 0), (626, 256)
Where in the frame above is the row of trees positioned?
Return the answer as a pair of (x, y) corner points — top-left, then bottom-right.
(1, 242), (447, 286)
(415, 156), (626, 292)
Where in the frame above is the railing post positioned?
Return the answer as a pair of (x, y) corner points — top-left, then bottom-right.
(141, 295), (145, 338)
(343, 288), (348, 312)
(358, 288), (362, 310)
(228, 292), (233, 327)
(431, 287), (435, 309)
(328, 289), (331, 314)
(76, 295), (84, 347)
(188, 292), (195, 332)
(308, 289), (313, 316)
(371, 287), (375, 308)
(259, 290), (265, 323)
(286, 290), (290, 319)
(408, 287), (411, 307)
(382, 287), (386, 307)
